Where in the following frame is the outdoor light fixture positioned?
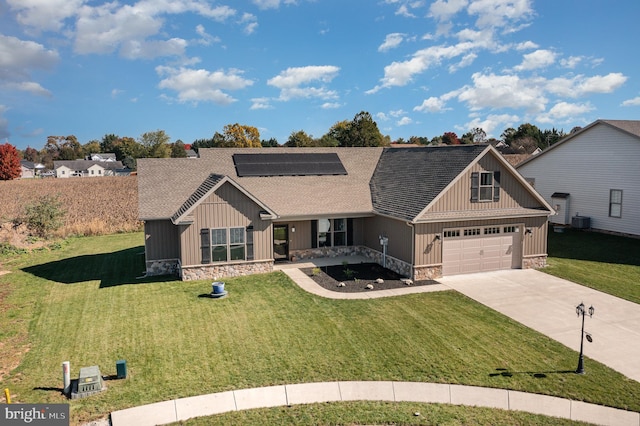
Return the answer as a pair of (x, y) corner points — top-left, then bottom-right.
(434, 233), (441, 241)
(575, 302), (595, 374)
(525, 228), (532, 235)
(291, 226), (296, 233)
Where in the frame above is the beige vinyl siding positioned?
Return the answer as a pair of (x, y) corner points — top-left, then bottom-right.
(180, 181), (272, 266)
(413, 216), (546, 266)
(363, 215), (413, 263)
(286, 218), (366, 251)
(427, 153), (543, 215)
(144, 220), (180, 262)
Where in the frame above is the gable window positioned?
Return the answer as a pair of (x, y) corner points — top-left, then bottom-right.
(201, 227), (247, 264)
(471, 171), (501, 202)
(609, 190), (623, 218)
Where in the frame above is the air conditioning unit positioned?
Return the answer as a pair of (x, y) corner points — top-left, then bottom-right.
(572, 216), (591, 229)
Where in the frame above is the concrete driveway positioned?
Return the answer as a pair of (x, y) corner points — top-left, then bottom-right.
(438, 269), (640, 383)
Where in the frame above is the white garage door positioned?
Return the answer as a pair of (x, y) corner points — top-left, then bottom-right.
(442, 226), (518, 276)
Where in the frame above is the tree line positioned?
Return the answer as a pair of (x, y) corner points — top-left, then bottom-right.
(0, 110), (575, 180)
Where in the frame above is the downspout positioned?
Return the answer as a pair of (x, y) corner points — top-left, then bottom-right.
(406, 221), (415, 280)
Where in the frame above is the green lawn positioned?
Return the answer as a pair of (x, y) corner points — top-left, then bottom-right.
(1, 232), (639, 425)
(546, 229), (640, 303)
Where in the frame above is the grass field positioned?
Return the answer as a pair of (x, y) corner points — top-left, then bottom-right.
(1, 232), (639, 425)
(546, 229), (640, 303)
(0, 177), (140, 237)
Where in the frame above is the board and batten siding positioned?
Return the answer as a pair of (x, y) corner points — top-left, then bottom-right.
(427, 153), (543, 215)
(363, 215), (413, 263)
(518, 124), (640, 236)
(144, 220), (180, 261)
(285, 218), (365, 252)
(180, 181), (272, 266)
(413, 216), (547, 267)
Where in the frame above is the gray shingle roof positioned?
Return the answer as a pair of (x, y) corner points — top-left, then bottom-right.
(54, 159), (124, 170)
(171, 174), (226, 223)
(370, 145), (487, 221)
(138, 147), (384, 221)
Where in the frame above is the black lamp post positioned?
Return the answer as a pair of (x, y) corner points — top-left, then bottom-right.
(576, 302), (594, 374)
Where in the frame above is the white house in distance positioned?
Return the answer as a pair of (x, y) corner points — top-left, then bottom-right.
(517, 119), (640, 237)
(54, 159), (126, 178)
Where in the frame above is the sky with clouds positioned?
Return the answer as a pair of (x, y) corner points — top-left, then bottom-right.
(1, 0), (639, 149)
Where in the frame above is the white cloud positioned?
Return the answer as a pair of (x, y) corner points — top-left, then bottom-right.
(414, 96), (449, 113)
(514, 49), (556, 71)
(368, 42), (475, 92)
(74, 1), (236, 58)
(156, 66), (253, 104)
(389, 109), (406, 117)
(7, 0), (85, 33)
(537, 101), (593, 124)
(268, 65), (340, 101)
(622, 96), (640, 107)
(0, 35), (59, 81)
(250, 97), (273, 110)
(376, 112), (390, 121)
(449, 52), (477, 72)
(321, 102), (341, 109)
(515, 40), (538, 50)
(120, 38), (188, 59)
(396, 116), (413, 126)
(468, 0), (534, 29)
(195, 25), (220, 46)
(560, 56), (582, 69)
(464, 113), (519, 136)
(546, 73), (627, 98)
(4, 82), (52, 97)
(456, 72), (547, 113)
(252, 0), (297, 9)
(240, 13), (258, 35)
(429, 0), (468, 21)
(378, 33), (406, 52)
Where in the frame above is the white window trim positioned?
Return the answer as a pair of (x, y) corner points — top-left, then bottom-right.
(609, 189), (623, 218)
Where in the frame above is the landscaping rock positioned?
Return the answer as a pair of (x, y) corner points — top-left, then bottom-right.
(401, 278), (413, 286)
(365, 284), (374, 290)
(375, 278), (384, 284)
(337, 282), (346, 287)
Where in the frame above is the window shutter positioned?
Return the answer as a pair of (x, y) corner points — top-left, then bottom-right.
(347, 218), (354, 246)
(200, 229), (211, 264)
(493, 171), (501, 202)
(470, 172), (479, 202)
(311, 220), (317, 248)
(246, 226), (254, 260)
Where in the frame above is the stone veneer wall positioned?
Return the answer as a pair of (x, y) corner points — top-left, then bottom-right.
(146, 259), (179, 277)
(291, 245), (413, 278)
(181, 260), (273, 281)
(523, 255), (547, 269)
(413, 265), (442, 281)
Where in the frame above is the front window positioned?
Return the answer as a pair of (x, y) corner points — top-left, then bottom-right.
(317, 218), (348, 247)
(609, 190), (623, 218)
(229, 227), (246, 260)
(479, 172), (493, 201)
(211, 228), (227, 262)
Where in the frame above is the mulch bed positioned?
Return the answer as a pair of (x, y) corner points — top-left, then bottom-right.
(301, 262), (437, 293)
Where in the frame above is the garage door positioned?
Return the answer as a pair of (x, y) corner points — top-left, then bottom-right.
(442, 226), (518, 276)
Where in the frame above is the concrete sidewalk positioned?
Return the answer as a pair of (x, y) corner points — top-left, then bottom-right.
(438, 269), (640, 383)
(111, 381), (639, 426)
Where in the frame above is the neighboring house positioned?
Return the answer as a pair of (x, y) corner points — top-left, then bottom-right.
(20, 160), (45, 178)
(86, 153), (117, 162)
(54, 160), (126, 178)
(185, 149), (198, 158)
(138, 146), (553, 281)
(518, 119), (640, 237)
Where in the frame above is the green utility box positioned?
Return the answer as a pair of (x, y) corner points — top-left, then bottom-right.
(116, 359), (127, 379)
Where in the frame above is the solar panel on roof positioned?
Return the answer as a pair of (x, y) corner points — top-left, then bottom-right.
(233, 153), (347, 177)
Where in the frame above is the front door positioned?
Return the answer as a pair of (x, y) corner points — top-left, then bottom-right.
(273, 225), (289, 261)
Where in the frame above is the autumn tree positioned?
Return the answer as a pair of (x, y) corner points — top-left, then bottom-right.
(140, 130), (171, 158)
(82, 140), (102, 157)
(342, 111), (386, 147)
(442, 132), (460, 145)
(285, 130), (314, 147)
(0, 142), (22, 180)
(23, 146), (41, 163)
(217, 123), (261, 147)
(408, 136), (430, 145)
(170, 140), (187, 158)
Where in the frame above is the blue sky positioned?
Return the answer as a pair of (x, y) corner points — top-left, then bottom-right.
(2, 0), (639, 150)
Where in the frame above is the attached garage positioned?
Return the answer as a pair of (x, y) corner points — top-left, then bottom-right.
(442, 225), (522, 275)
